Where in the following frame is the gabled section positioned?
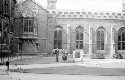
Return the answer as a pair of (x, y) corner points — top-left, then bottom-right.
(15, 0), (48, 18)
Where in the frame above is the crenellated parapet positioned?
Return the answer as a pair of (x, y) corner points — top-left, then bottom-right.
(48, 9), (125, 20)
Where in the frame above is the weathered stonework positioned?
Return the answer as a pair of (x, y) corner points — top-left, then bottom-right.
(14, 0), (125, 58)
(14, 0), (49, 54)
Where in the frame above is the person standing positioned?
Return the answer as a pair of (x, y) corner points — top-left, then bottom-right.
(6, 61), (9, 71)
(73, 49), (75, 63)
(65, 50), (68, 61)
(62, 49), (65, 61)
(55, 48), (59, 62)
(80, 50), (84, 63)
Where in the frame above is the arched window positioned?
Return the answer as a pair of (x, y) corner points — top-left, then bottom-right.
(118, 27), (125, 50)
(54, 27), (62, 49)
(75, 26), (84, 49)
(97, 27), (105, 50)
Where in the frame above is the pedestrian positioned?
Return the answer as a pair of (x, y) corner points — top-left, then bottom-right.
(80, 50), (84, 63)
(62, 49), (65, 61)
(55, 48), (59, 62)
(73, 49), (75, 63)
(65, 50), (68, 61)
(6, 61), (9, 71)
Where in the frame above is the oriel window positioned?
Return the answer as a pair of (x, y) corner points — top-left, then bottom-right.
(18, 43), (22, 52)
(20, 17), (35, 33)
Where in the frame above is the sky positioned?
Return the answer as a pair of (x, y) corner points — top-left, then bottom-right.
(35, 0), (124, 11)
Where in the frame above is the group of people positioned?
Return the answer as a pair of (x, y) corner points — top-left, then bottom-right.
(54, 48), (68, 62)
(62, 49), (68, 61)
(54, 48), (84, 63)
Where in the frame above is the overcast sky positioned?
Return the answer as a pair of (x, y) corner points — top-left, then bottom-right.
(35, 0), (124, 11)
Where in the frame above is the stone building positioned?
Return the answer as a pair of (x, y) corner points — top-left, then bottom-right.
(0, 0), (16, 61)
(14, 0), (125, 58)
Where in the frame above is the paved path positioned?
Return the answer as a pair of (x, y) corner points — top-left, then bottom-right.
(0, 71), (125, 80)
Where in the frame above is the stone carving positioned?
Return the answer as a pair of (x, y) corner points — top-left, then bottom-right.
(49, 10), (125, 20)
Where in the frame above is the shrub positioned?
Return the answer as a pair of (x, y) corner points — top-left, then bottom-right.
(75, 52), (80, 58)
(112, 53), (123, 59)
(92, 53), (105, 59)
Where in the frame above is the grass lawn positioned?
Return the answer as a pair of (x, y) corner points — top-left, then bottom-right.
(12, 65), (125, 76)
(10, 57), (73, 65)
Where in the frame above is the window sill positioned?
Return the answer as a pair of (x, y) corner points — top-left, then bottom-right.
(96, 50), (106, 53)
(117, 50), (125, 53)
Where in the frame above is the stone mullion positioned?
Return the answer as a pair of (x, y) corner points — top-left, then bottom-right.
(89, 26), (92, 55)
(101, 34), (102, 50)
(33, 18), (34, 37)
(120, 34), (122, 50)
(22, 18), (24, 34)
(99, 31), (101, 50)
(78, 31), (82, 49)
(121, 42), (122, 50)
(28, 18), (29, 34)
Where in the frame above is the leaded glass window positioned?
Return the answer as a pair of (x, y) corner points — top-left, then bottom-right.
(75, 26), (84, 49)
(118, 27), (125, 50)
(97, 27), (105, 50)
(54, 27), (62, 49)
(20, 17), (34, 33)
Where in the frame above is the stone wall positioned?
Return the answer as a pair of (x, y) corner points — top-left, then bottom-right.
(49, 17), (125, 58)
(14, 0), (49, 53)
(14, 0), (125, 58)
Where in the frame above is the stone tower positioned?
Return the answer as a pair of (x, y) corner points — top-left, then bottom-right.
(47, 0), (57, 9)
(123, 0), (125, 12)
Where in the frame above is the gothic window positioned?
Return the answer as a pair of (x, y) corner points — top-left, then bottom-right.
(4, 1), (8, 14)
(20, 17), (35, 33)
(35, 43), (39, 51)
(118, 27), (125, 50)
(24, 19), (28, 32)
(54, 27), (62, 49)
(75, 26), (84, 49)
(18, 43), (22, 52)
(96, 27), (105, 50)
(1, 0), (4, 12)
(3, 32), (7, 44)
(29, 19), (34, 32)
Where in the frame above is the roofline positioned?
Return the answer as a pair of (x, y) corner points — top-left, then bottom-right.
(48, 9), (124, 13)
(15, 0), (48, 12)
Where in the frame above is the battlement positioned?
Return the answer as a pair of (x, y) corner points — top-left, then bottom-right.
(48, 9), (125, 20)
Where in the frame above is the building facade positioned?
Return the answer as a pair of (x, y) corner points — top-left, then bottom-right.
(14, 0), (125, 58)
(0, 0), (16, 62)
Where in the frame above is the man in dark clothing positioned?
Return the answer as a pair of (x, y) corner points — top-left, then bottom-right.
(6, 61), (9, 71)
(55, 48), (59, 62)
